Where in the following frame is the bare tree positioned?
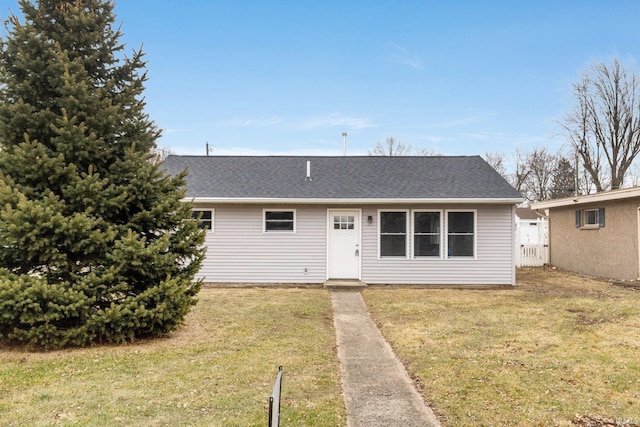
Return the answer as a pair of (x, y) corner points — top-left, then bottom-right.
(626, 162), (640, 187)
(522, 147), (556, 202)
(369, 136), (414, 156)
(369, 136), (441, 156)
(561, 57), (640, 191)
(510, 149), (530, 194)
(483, 151), (507, 178)
(150, 145), (174, 165)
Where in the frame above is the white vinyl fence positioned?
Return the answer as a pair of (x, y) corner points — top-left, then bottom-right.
(515, 217), (549, 267)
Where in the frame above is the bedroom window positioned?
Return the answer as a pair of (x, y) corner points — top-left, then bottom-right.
(264, 210), (295, 232)
(192, 209), (213, 231)
(413, 211), (441, 257)
(447, 211), (475, 257)
(379, 211), (407, 257)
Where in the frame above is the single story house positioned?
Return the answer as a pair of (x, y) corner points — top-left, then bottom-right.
(531, 187), (640, 281)
(162, 155), (523, 285)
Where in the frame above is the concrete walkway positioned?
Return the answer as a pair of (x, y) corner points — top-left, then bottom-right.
(332, 291), (441, 427)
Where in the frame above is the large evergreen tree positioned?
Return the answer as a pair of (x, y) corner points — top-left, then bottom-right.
(0, 0), (205, 348)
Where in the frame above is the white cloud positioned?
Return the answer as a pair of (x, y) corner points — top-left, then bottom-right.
(386, 42), (424, 70)
(459, 132), (503, 140)
(211, 113), (374, 131)
(417, 135), (447, 143)
(294, 113), (375, 130)
(424, 113), (496, 129)
(213, 117), (284, 127)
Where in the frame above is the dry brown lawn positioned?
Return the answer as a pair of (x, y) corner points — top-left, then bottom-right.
(0, 288), (346, 427)
(363, 268), (640, 426)
(3, 268), (639, 426)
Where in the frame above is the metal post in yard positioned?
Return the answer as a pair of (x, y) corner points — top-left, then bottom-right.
(268, 366), (283, 427)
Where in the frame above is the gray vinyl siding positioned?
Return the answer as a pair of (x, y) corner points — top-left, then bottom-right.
(193, 203), (516, 285)
(361, 204), (515, 285)
(196, 204), (326, 283)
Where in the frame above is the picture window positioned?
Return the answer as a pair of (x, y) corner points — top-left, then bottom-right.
(447, 211), (475, 257)
(379, 211), (407, 257)
(414, 211), (441, 257)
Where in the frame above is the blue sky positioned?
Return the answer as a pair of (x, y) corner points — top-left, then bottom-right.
(2, 1), (640, 157)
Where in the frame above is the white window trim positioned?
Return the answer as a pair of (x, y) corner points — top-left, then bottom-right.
(192, 209), (214, 233)
(444, 209), (477, 260)
(411, 209), (443, 259)
(582, 208), (599, 229)
(263, 208), (296, 233)
(377, 209), (409, 259)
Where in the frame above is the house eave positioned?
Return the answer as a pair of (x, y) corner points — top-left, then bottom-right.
(531, 186), (640, 209)
(182, 197), (524, 205)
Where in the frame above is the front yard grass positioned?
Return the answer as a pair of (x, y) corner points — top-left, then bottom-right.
(0, 288), (346, 427)
(362, 268), (640, 426)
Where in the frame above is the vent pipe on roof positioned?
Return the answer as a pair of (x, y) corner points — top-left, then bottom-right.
(306, 160), (312, 181)
(342, 132), (347, 156)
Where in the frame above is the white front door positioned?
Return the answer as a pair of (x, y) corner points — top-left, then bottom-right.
(328, 209), (360, 279)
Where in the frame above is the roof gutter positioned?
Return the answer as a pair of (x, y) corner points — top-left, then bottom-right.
(531, 186), (640, 209)
(182, 197), (524, 205)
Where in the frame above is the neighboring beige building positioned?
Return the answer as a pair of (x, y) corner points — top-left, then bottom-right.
(531, 187), (640, 281)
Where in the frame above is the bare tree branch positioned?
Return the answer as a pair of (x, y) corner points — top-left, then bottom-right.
(522, 147), (556, 202)
(561, 57), (640, 191)
(483, 151), (507, 178)
(149, 145), (174, 165)
(369, 136), (439, 156)
(369, 136), (413, 156)
(510, 149), (530, 194)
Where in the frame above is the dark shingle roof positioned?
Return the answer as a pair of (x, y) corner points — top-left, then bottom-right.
(162, 155), (522, 201)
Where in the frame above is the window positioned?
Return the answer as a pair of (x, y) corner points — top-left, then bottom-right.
(192, 210), (213, 231)
(575, 208), (605, 229)
(379, 211), (407, 257)
(584, 209), (598, 226)
(414, 211), (441, 257)
(264, 210), (295, 232)
(447, 211), (474, 257)
(334, 215), (355, 230)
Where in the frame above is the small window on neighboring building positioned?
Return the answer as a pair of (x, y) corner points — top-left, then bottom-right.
(264, 210), (295, 232)
(447, 211), (475, 257)
(379, 211), (407, 257)
(192, 210), (213, 231)
(576, 208), (605, 229)
(584, 209), (599, 226)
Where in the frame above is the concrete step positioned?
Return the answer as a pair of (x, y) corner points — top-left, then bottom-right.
(324, 280), (367, 290)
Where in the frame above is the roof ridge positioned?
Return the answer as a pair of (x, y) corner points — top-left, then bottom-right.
(165, 154), (480, 159)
